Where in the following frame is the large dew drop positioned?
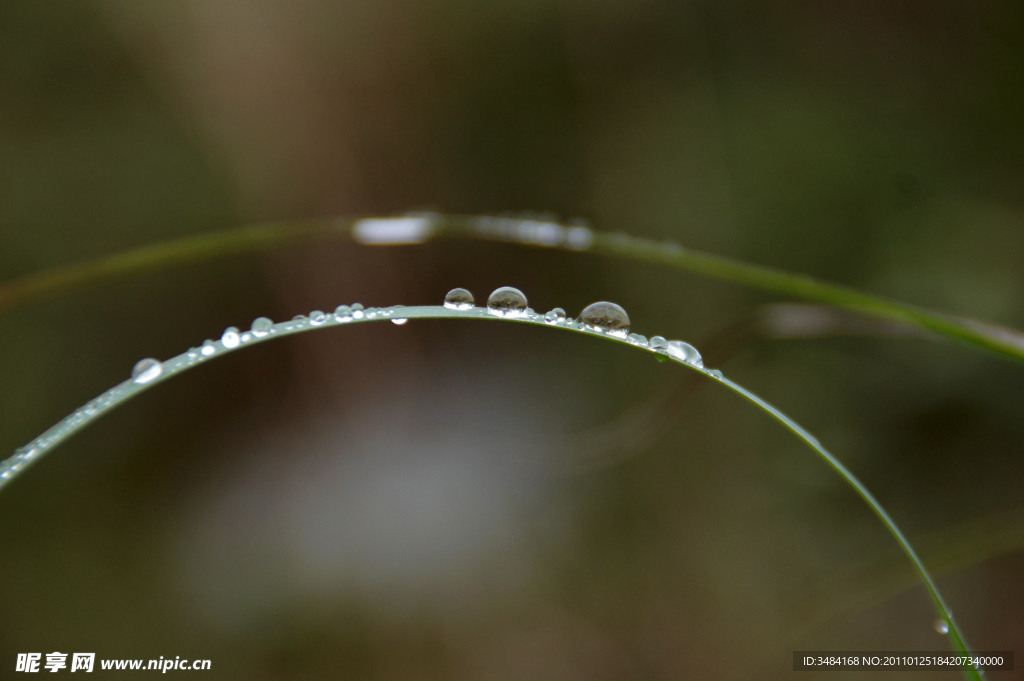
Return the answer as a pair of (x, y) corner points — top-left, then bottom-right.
(666, 340), (703, 367)
(444, 288), (475, 310)
(251, 317), (273, 337)
(579, 301), (630, 338)
(131, 358), (163, 384)
(310, 310), (327, 325)
(487, 286), (528, 317)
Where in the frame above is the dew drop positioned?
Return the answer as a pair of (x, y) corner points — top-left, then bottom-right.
(221, 327), (241, 348)
(131, 358), (163, 384)
(487, 287), (528, 317)
(627, 333), (648, 347)
(934, 620), (950, 635)
(251, 317), (273, 337)
(310, 310), (326, 325)
(579, 302), (631, 338)
(335, 305), (352, 321)
(392, 318), (408, 325)
(649, 336), (668, 351)
(709, 369), (724, 379)
(201, 340), (216, 356)
(352, 303), (365, 319)
(544, 308), (566, 324)
(444, 288), (475, 310)
(187, 347), (200, 360)
(666, 340), (703, 367)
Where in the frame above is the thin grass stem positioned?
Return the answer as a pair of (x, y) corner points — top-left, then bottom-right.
(0, 301), (986, 680)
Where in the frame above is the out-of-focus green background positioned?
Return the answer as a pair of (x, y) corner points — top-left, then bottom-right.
(1, 1), (1022, 678)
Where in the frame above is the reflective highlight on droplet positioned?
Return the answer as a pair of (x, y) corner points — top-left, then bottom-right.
(221, 327), (240, 349)
(392, 318), (408, 325)
(201, 340), (216, 356)
(934, 620), (949, 635)
(487, 287), (528, 317)
(444, 288), (475, 310)
(335, 305), (352, 321)
(131, 358), (163, 384)
(310, 310), (326, 325)
(352, 303), (365, 319)
(579, 301), (630, 338)
(649, 336), (668, 351)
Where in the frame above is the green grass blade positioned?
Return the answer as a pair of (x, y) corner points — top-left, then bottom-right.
(0, 301), (986, 679)
(1, 214), (1023, 368)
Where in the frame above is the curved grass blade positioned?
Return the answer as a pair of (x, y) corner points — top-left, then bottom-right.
(1, 214), (1022, 368)
(0, 301), (985, 679)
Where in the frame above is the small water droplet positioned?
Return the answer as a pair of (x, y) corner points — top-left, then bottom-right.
(392, 318), (408, 325)
(310, 310), (326, 325)
(352, 303), (365, 319)
(627, 333), (648, 347)
(131, 358), (163, 384)
(335, 305), (352, 321)
(934, 620), (950, 635)
(487, 287), (528, 317)
(666, 340), (703, 367)
(251, 317), (273, 337)
(187, 347), (200, 360)
(649, 336), (668, 351)
(201, 340), (216, 356)
(444, 288), (475, 310)
(565, 226), (593, 250)
(544, 308), (566, 324)
(221, 327), (241, 348)
(708, 369), (724, 379)
(579, 302), (631, 338)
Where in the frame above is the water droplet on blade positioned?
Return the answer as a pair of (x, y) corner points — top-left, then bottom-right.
(221, 327), (241, 348)
(934, 620), (950, 635)
(444, 288), (475, 310)
(335, 305), (352, 321)
(544, 308), (566, 324)
(131, 358), (163, 384)
(709, 369), (724, 379)
(627, 333), (648, 347)
(666, 340), (703, 367)
(487, 287), (528, 317)
(201, 340), (216, 356)
(579, 302), (630, 337)
(649, 336), (668, 351)
(352, 303), (365, 319)
(310, 310), (326, 325)
(251, 317), (273, 337)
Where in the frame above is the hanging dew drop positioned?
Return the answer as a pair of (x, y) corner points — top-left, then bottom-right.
(579, 302), (631, 338)
(649, 336), (668, 351)
(251, 317), (273, 337)
(201, 340), (216, 356)
(444, 288), (475, 310)
(221, 327), (241, 348)
(666, 340), (703, 367)
(392, 318), (408, 325)
(310, 310), (326, 325)
(335, 305), (352, 321)
(487, 286), (528, 317)
(934, 620), (950, 635)
(131, 358), (163, 384)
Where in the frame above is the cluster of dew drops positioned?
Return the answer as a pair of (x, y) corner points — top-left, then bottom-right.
(125, 286), (721, 391)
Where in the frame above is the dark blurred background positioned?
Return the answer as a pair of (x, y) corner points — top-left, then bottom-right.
(1, 1), (1022, 678)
